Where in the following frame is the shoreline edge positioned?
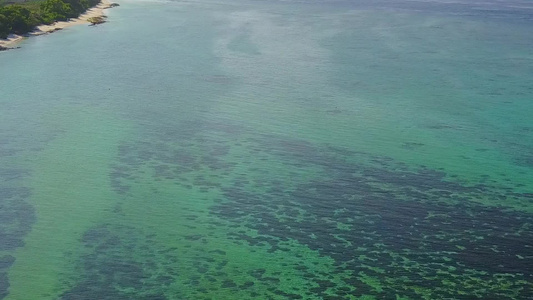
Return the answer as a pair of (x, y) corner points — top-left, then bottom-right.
(0, 0), (112, 49)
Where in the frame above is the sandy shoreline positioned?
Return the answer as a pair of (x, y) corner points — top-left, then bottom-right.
(0, 0), (112, 49)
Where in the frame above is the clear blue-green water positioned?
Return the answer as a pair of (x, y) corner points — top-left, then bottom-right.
(1, 0), (532, 298)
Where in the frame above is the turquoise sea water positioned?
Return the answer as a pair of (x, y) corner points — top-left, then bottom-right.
(1, 0), (532, 298)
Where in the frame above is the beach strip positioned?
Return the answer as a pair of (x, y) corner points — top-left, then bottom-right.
(0, 0), (112, 49)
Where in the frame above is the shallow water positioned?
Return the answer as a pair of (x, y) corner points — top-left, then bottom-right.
(0, 0), (532, 299)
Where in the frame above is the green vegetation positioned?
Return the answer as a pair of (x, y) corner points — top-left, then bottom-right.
(0, 0), (99, 38)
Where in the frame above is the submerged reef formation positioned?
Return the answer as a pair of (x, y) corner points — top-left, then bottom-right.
(101, 119), (533, 299)
(0, 171), (35, 299)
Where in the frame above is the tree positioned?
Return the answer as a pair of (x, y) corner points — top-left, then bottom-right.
(0, 13), (9, 39)
(61, 0), (89, 17)
(40, 0), (73, 23)
(1, 6), (37, 34)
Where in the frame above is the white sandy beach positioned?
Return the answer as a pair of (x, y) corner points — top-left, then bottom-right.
(0, 0), (111, 49)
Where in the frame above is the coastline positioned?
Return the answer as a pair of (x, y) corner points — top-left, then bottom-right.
(0, 0), (112, 49)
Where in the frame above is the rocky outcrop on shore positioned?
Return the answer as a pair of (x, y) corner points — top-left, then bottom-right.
(0, 45), (19, 51)
(88, 16), (107, 26)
